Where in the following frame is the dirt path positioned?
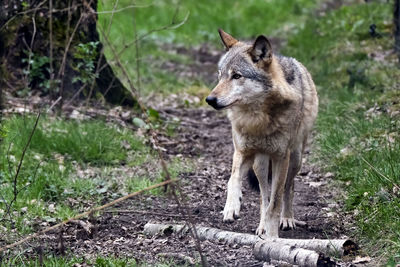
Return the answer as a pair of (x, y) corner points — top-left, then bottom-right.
(37, 106), (348, 266)
(24, 28), (357, 264)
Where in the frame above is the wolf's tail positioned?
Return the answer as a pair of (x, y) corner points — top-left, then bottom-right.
(247, 168), (260, 191)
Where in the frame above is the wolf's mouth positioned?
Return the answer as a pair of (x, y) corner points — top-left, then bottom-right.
(218, 100), (238, 110)
(206, 95), (238, 110)
(213, 100), (238, 110)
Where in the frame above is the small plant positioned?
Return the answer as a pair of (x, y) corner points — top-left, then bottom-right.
(22, 51), (52, 94)
(72, 41), (99, 85)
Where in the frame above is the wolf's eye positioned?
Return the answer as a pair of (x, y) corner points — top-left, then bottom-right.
(232, 73), (242, 80)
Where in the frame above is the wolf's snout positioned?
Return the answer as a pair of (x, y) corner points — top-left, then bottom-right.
(206, 96), (217, 105)
(206, 95), (221, 110)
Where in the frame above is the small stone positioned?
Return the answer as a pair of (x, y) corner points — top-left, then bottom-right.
(324, 172), (334, 178)
(48, 204), (56, 213)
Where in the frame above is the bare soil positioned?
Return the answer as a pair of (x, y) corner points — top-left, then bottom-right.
(31, 106), (349, 266)
(2, 24), (360, 266)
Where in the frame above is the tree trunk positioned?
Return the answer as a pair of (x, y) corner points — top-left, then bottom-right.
(0, 0), (135, 108)
(395, 0), (400, 65)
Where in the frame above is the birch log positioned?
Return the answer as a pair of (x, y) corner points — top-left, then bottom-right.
(253, 241), (335, 267)
(143, 223), (357, 257)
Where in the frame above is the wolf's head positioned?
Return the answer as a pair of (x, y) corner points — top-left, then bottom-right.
(206, 29), (277, 110)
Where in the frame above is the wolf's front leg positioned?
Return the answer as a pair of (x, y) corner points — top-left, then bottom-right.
(253, 153), (270, 235)
(257, 150), (290, 238)
(223, 151), (252, 222)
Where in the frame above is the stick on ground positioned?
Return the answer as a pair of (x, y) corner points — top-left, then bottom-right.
(144, 223), (358, 266)
(0, 179), (176, 254)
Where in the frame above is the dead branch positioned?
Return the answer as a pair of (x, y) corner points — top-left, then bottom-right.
(143, 223), (357, 257)
(96, 5), (207, 264)
(253, 241), (335, 267)
(104, 209), (199, 218)
(0, 179), (176, 254)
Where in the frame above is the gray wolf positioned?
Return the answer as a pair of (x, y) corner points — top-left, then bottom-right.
(206, 29), (318, 238)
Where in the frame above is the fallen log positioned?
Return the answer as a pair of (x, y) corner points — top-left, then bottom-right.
(144, 223), (357, 258)
(253, 241), (335, 267)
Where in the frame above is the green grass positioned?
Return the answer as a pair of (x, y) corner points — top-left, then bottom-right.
(1, 254), (184, 266)
(1, 254), (138, 266)
(283, 2), (400, 263)
(0, 114), (162, 234)
(97, 0), (320, 95)
(0, 114), (192, 264)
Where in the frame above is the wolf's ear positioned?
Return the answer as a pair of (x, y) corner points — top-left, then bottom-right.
(249, 35), (272, 64)
(218, 29), (238, 50)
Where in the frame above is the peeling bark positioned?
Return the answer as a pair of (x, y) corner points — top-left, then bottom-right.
(144, 222), (358, 264)
(253, 241), (335, 267)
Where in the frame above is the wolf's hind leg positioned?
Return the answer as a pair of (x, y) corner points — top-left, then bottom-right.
(223, 151), (253, 222)
(280, 148), (302, 230)
(257, 150), (290, 238)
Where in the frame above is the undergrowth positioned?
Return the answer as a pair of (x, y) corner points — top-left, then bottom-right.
(0, 115), (187, 236)
(284, 2), (400, 263)
(98, 0), (320, 95)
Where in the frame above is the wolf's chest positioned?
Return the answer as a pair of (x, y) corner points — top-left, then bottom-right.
(233, 131), (288, 156)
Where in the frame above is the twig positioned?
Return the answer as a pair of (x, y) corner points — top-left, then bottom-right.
(104, 209), (198, 218)
(132, 7), (141, 96)
(360, 156), (400, 191)
(22, 16), (37, 89)
(5, 112), (41, 217)
(47, 96), (62, 113)
(57, 0), (95, 109)
(97, 25), (140, 101)
(114, 11), (190, 61)
(0, 0), (46, 32)
(48, 0), (54, 90)
(86, 0), (119, 107)
(95, 4), (153, 14)
(94, 10), (190, 76)
(96, 4), (206, 264)
(0, 179), (176, 254)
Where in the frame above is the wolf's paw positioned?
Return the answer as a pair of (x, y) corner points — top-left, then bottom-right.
(280, 217), (296, 231)
(255, 224), (266, 236)
(256, 223), (278, 238)
(222, 199), (241, 222)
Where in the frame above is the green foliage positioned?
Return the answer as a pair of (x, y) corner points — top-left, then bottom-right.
(97, 0), (320, 95)
(1, 255), (138, 266)
(125, 158), (193, 195)
(22, 51), (51, 94)
(99, 0), (319, 45)
(72, 41), (100, 84)
(284, 2), (400, 260)
(0, 115), (150, 233)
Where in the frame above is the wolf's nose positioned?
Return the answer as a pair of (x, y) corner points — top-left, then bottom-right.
(206, 96), (218, 106)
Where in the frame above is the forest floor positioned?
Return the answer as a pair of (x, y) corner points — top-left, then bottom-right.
(28, 45), (370, 266)
(37, 108), (348, 266)
(4, 1), (398, 265)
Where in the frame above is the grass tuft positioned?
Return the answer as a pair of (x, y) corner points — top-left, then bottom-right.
(284, 2), (400, 261)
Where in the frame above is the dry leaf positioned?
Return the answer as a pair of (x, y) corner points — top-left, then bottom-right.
(352, 256), (371, 264)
